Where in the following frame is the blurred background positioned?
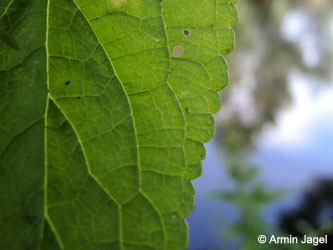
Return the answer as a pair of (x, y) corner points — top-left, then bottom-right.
(187, 0), (332, 249)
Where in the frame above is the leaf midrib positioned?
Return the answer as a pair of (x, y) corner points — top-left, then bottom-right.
(42, 0), (63, 248)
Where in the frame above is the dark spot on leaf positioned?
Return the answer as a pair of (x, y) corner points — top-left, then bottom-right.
(0, 29), (20, 50)
(77, 96), (80, 99)
(24, 215), (37, 225)
(183, 29), (190, 36)
(185, 107), (189, 113)
(65, 81), (70, 86)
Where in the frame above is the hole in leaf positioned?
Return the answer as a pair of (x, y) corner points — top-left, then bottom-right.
(65, 81), (70, 86)
(183, 29), (190, 36)
(173, 45), (184, 57)
(77, 96), (80, 99)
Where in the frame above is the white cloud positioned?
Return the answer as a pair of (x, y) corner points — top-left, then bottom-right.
(257, 72), (333, 149)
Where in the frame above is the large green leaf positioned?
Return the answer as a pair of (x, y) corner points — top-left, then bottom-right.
(0, 0), (237, 249)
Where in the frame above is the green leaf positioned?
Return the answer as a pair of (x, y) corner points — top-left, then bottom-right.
(0, 0), (237, 249)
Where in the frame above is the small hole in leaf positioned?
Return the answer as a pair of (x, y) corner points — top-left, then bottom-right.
(183, 29), (190, 36)
(65, 81), (70, 86)
(77, 96), (80, 99)
(173, 45), (184, 57)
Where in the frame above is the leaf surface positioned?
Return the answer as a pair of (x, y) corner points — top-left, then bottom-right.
(0, 0), (237, 249)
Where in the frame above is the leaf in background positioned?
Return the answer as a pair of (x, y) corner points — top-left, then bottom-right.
(0, 0), (237, 249)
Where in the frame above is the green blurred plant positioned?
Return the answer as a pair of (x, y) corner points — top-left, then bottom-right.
(211, 0), (332, 249)
(212, 130), (281, 250)
(212, 135), (320, 250)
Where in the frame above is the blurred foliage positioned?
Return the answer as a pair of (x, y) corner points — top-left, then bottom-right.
(212, 145), (282, 250)
(217, 0), (332, 147)
(212, 0), (332, 249)
(280, 179), (333, 250)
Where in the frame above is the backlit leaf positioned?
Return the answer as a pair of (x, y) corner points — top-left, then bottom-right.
(0, 0), (237, 249)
